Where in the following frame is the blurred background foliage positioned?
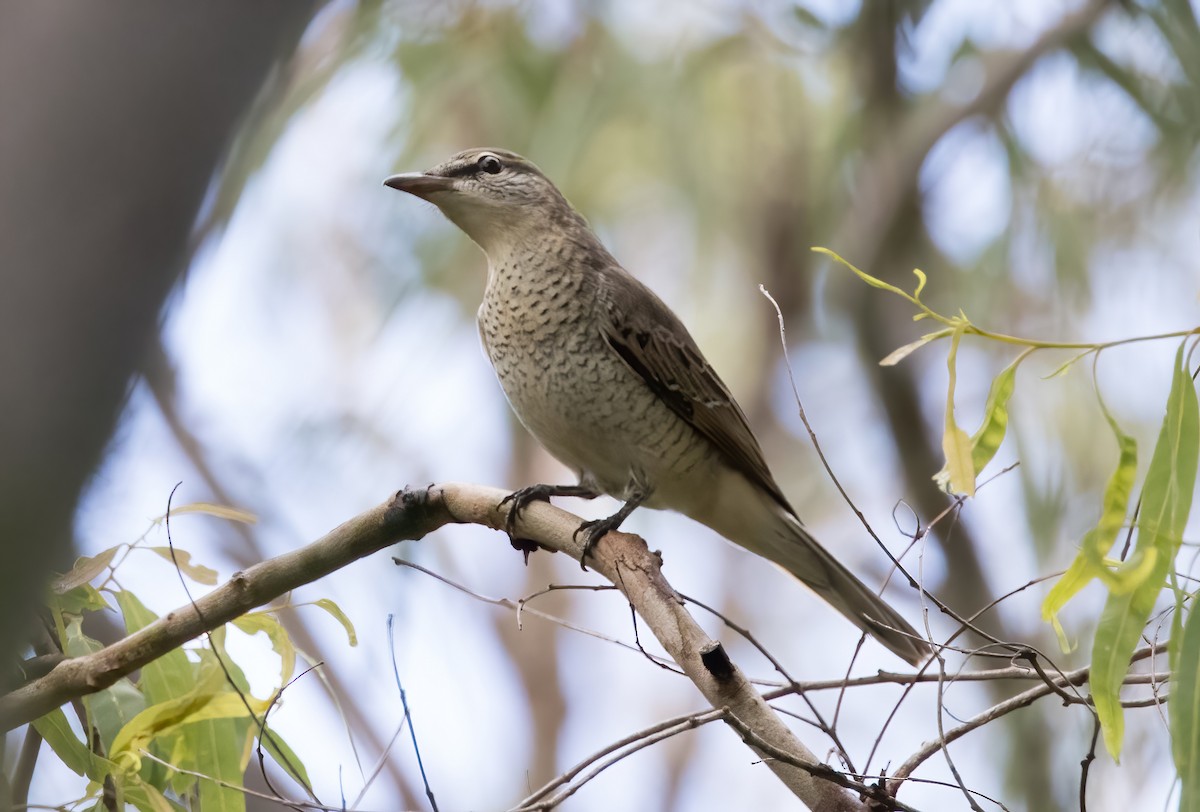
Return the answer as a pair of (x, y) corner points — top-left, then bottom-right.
(11, 0), (1200, 809)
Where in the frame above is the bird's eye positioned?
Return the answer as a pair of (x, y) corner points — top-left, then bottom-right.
(477, 155), (503, 174)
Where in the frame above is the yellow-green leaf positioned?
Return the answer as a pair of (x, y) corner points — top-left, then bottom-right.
(48, 583), (111, 615)
(1042, 401), (1138, 637)
(938, 326), (976, 496)
(232, 612), (296, 684)
(172, 645), (255, 809)
(966, 350), (1027, 475)
(313, 598), (357, 646)
(109, 692), (265, 769)
(148, 547), (219, 585)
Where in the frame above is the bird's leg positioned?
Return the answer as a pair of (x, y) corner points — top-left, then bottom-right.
(500, 483), (600, 562)
(574, 487), (649, 570)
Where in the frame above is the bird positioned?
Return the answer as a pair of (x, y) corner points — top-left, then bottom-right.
(384, 148), (930, 665)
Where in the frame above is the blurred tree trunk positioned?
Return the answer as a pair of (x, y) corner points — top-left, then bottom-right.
(0, 0), (318, 663)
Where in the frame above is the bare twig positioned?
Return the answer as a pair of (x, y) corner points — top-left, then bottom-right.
(511, 708), (727, 810)
(393, 559), (674, 667)
(887, 643), (1167, 796)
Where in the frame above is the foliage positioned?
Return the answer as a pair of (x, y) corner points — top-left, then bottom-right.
(826, 247), (1200, 795)
(26, 505), (355, 811)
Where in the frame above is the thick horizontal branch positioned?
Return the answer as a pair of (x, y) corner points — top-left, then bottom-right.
(1, 484), (868, 810)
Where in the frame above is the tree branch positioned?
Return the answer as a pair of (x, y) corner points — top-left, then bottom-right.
(2, 483), (868, 810)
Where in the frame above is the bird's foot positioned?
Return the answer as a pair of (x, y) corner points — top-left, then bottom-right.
(499, 484), (598, 564)
(571, 490), (649, 570)
(573, 515), (624, 570)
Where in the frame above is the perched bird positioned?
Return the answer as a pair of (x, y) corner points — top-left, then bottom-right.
(385, 148), (929, 665)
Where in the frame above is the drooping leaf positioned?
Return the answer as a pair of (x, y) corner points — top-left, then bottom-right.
(1172, 602), (1200, 811)
(258, 723), (311, 790)
(1092, 565), (1166, 759)
(938, 325), (977, 496)
(935, 349), (1029, 489)
(1042, 405), (1138, 639)
(232, 612), (297, 683)
(313, 598), (358, 647)
(1094, 342), (1199, 758)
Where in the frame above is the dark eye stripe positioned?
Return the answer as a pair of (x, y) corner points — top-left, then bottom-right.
(442, 162), (481, 179)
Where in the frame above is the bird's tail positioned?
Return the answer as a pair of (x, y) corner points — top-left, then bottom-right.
(694, 478), (931, 665)
(767, 513), (930, 666)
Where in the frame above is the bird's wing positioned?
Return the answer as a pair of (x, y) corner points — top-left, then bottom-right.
(595, 266), (794, 515)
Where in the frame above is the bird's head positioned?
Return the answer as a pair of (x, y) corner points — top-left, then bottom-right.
(385, 148), (580, 256)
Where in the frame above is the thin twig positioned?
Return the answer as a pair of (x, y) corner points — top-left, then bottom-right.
(511, 708), (727, 810)
(387, 614), (438, 812)
(393, 559), (675, 668)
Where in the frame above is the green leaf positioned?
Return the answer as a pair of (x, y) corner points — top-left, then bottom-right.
(936, 349), (1028, 489)
(115, 592), (194, 707)
(51, 546), (121, 593)
(965, 350), (1026, 475)
(115, 590), (196, 788)
(63, 615), (145, 753)
(48, 583), (111, 615)
(313, 598), (358, 646)
(184, 713), (253, 812)
(149, 547), (219, 585)
(1173, 602), (1200, 811)
(938, 325), (976, 496)
(120, 775), (176, 812)
(258, 724), (311, 790)
(32, 707), (111, 781)
(1092, 570), (1165, 759)
(1094, 342), (1199, 758)
(1042, 405), (1138, 637)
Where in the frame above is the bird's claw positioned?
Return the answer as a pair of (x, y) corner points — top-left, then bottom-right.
(499, 485), (559, 563)
(573, 517), (619, 570)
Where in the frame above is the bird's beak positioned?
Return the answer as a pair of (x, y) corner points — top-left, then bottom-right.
(383, 172), (454, 200)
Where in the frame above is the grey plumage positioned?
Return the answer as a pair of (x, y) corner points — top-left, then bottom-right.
(385, 148), (930, 665)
